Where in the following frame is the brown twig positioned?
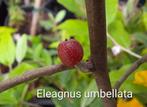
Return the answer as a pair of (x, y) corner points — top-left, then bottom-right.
(85, 0), (116, 107)
(30, 0), (42, 35)
(0, 61), (93, 92)
(114, 55), (147, 89)
(24, 0), (30, 5)
(0, 64), (71, 92)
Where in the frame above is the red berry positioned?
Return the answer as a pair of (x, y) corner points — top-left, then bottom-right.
(57, 39), (83, 67)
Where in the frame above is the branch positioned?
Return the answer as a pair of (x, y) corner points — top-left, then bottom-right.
(0, 62), (92, 92)
(30, 0), (42, 35)
(24, 0), (30, 5)
(114, 55), (147, 89)
(107, 33), (142, 59)
(85, 0), (116, 107)
(0, 64), (71, 92)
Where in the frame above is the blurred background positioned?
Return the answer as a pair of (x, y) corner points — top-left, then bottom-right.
(0, 0), (147, 107)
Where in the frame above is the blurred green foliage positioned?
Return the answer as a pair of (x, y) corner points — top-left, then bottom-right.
(0, 0), (147, 107)
(0, 27), (16, 66)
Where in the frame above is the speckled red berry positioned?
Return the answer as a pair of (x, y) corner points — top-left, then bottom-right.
(57, 39), (83, 67)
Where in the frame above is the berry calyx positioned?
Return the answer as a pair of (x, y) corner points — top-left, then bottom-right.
(57, 38), (83, 67)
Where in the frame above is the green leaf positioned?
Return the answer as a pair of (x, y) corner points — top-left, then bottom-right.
(142, 12), (147, 30)
(46, 87), (74, 107)
(58, 19), (88, 37)
(133, 33), (147, 47)
(57, 0), (86, 17)
(108, 19), (131, 48)
(89, 97), (103, 107)
(142, 48), (147, 55)
(0, 90), (17, 105)
(110, 65), (132, 85)
(28, 35), (41, 47)
(81, 79), (98, 107)
(49, 41), (60, 48)
(16, 34), (28, 63)
(9, 63), (35, 78)
(0, 27), (16, 34)
(33, 44), (43, 60)
(40, 20), (53, 30)
(122, 83), (147, 93)
(55, 10), (66, 23)
(40, 50), (52, 65)
(13, 84), (27, 100)
(0, 27), (16, 66)
(135, 93), (147, 104)
(106, 0), (118, 25)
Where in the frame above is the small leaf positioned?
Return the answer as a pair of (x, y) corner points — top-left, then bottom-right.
(0, 27), (16, 66)
(108, 19), (131, 48)
(142, 12), (147, 30)
(81, 79), (98, 107)
(55, 10), (66, 23)
(0, 90), (17, 105)
(106, 0), (118, 25)
(33, 44), (43, 60)
(57, 0), (86, 17)
(40, 20), (53, 30)
(49, 41), (60, 48)
(9, 63), (35, 78)
(16, 34), (28, 63)
(40, 50), (52, 65)
(133, 33), (147, 47)
(57, 19), (88, 39)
